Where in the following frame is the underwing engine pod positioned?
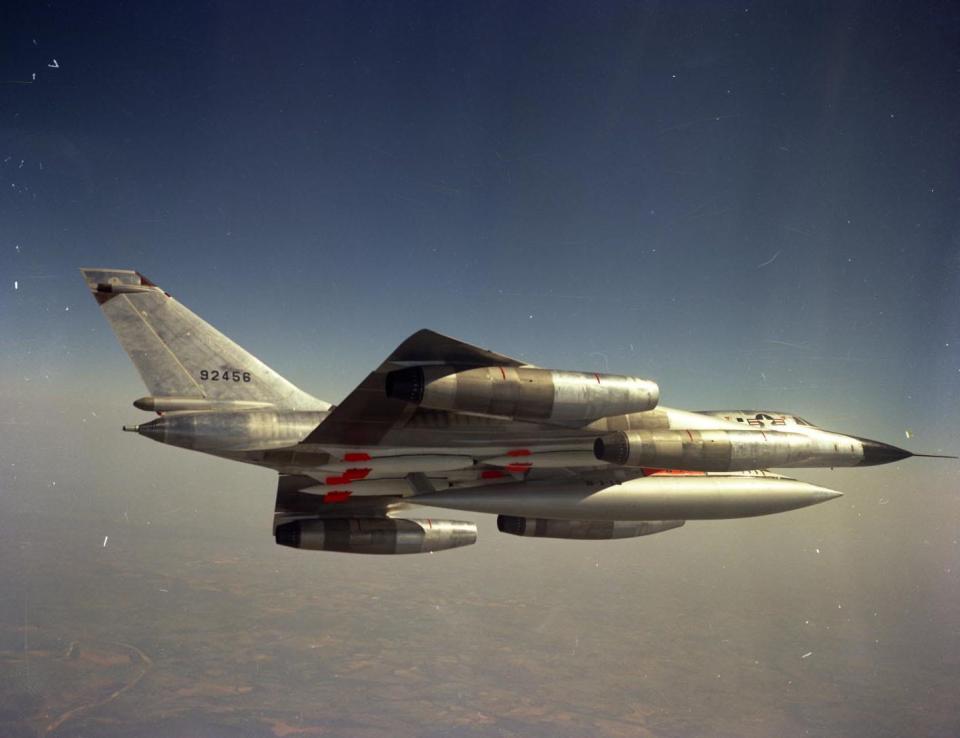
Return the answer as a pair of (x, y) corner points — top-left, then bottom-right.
(274, 518), (477, 554)
(385, 365), (659, 424)
(592, 428), (885, 470)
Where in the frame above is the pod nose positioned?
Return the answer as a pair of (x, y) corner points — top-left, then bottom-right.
(857, 438), (913, 466)
(813, 487), (844, 502)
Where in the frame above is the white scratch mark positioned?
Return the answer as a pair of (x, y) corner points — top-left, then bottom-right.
(764, 339), (808, 350)
(48, 59), (59, 69)
(102, 535), (109, 548)
(757, 250), (781, 269)
(801, 651), (813, 659)
(14, 280), (18, 290)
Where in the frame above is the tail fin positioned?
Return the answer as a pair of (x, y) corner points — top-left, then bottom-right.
(81, 268), (330, 411)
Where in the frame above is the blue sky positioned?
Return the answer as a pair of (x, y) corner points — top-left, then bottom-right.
(2, 1), (958, 437)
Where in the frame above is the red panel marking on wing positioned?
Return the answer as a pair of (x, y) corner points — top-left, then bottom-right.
(344, 452), (371, 462)
(507, 449), (532, 457)
(506, 462), (533, 473)
(481, 470), (506, 479)
(323, 491), (352, 503)
(325, 469), (370, 484)
(642, 468), (707, 477)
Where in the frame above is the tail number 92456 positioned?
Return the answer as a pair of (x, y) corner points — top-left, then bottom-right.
(200, 369), (251, 382)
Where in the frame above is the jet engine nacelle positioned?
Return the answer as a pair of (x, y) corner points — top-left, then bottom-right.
(497, 516), (684, 539)
(385, 365), (659, 425)
(594, 428), (861, 471)
(274, 518), (477, 554)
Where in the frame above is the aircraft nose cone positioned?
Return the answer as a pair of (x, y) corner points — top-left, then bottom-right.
(858, 438), (913, 466)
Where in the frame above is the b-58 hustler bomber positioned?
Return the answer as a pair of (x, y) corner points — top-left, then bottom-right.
(82, 268), (953, 554)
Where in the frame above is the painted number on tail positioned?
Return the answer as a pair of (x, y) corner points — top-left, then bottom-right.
(199, 369), (251, 382)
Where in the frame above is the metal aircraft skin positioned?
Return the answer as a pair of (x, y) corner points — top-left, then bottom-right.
(81, 269), (953, 554)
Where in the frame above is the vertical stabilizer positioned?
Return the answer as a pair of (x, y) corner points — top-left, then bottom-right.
(81, 268), (329, 411)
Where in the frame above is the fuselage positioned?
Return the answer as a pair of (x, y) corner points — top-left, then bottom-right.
(128, 405), (907, 482)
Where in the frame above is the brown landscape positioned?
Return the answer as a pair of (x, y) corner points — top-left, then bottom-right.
(2, 458), (958, 738)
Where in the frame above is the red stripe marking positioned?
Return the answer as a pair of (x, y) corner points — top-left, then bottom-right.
(325, 476), (352, 485)
(506, 462), (533, 473)
(481, 470), (505, 479)
(343, 452), (371, 462)
(642, 468), (707, 477)
(323, 491), (352, 503)
(343, 468), (370, 481)
(507, 449), (532, 457)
